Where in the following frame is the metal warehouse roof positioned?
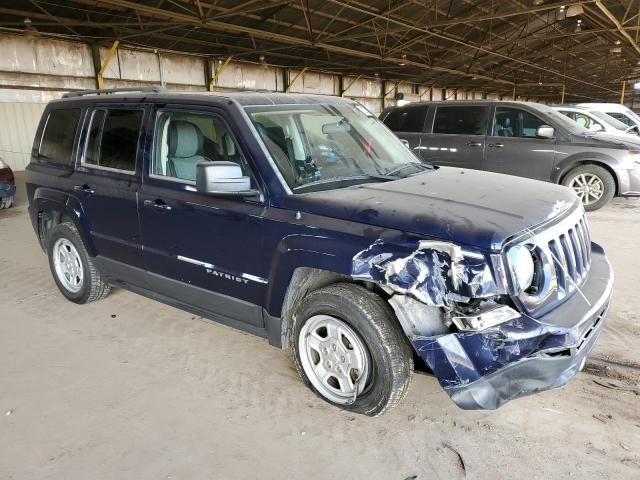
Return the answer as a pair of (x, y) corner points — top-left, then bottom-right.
(0, 1), (639, 101)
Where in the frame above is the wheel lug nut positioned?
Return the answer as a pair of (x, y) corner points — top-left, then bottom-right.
(326, 361), (331, 368)
(322, 347), (329, 354)
(331, 344), (336, 351)
(340, 356), (345, 362)
(336, 366), (342, 374)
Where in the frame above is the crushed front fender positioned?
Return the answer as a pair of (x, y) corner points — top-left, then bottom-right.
(413, 246), (613, 409)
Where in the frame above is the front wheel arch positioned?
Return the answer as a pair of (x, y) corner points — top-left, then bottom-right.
(559, 161), (618, 196)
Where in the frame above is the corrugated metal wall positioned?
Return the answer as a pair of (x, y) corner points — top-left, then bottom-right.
(0, 101), (45, 170)
(0, 32), (515, 170)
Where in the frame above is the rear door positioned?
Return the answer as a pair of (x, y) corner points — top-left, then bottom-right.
(414, 104), (489, 169)
(483, 106), (556, 181)
(72, 106), (146, 271)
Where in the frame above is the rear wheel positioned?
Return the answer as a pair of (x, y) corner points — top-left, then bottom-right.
(291, 283), (413, 416)
(47, 223), (110, 304)
(562, 164), (615, 211)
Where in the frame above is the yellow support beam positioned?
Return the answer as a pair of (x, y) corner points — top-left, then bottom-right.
(97, 40), (119, 90)
(209, 56), (232, 91)
(620, 80), (626, 105)
(286, 67), (308, 92)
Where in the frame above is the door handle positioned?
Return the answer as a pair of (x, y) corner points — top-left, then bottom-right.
(466, 142), (483, 147)
(143, 199), (172, 211)
(73, 184), (94, 195)
(488, 143), (504, 148)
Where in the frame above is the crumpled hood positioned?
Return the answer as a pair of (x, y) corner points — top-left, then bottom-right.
(291, 167), (579, 251)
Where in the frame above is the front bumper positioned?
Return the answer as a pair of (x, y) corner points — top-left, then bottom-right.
(413, 243), (613, 410)
(618, 167), (640, 196)
(0, 181), (15, 199)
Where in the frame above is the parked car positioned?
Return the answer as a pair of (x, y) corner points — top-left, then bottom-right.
(27, 88), (613, 415)
(0, 158), (16, 209)
(380, 100), (640, 211)
(552, 105), (639, 138)
(576, 102), (640, 133)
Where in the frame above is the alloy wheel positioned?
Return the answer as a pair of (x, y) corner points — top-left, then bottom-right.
(298, 314), (370, 404)
(569, 173), (604, 206)
(52, 238), (84, 293)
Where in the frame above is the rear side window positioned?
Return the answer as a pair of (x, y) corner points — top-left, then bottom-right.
(432, 106), (488, 135)
(383, 106), (428, 132)
(84, 109), (143, 172)
(39, 108), (81, 165)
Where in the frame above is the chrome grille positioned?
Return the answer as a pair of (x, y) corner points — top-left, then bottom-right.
(508, 207), (592, 317)
(547, 215), (591, 295)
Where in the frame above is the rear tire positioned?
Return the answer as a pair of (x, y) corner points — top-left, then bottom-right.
(291, 283), (413, 416)
(47, 223), (110, 304)
(562, 164), (615, 211)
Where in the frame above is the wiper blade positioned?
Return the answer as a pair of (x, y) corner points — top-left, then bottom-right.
(293, 174), (396, 192)
(384, 162), (431, 177)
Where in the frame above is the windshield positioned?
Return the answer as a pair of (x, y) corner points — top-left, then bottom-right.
(536, 104), (589, 135)
(245, 102), (427, 192)
(589, 110), (630, 130)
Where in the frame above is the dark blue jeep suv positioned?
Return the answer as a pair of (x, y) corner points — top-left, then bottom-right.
(27, 88), (614, 416)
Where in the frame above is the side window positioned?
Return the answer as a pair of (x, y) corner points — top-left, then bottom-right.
(39, 108), (82, 165)
(382, 106), (427, 132)
(432, 106), (488, 135)
(492, 107), (545, 138)
(84, 109), (143, 172)
(153, 111), (251, 183)
(607, 112), (633, 127)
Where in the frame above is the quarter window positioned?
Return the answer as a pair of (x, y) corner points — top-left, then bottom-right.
(382, 106), (428, 132)
(432, 106), (489, 135)
(153, 111), (251, 184)
(84, 109), (143, 172)
(492, 107), (545, 138)
(39, 108), (82, 165)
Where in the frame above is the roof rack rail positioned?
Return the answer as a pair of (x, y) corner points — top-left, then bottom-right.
(62, 86), (166, 98)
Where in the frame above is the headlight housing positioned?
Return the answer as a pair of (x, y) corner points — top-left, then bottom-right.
(510, 244), (535, 293)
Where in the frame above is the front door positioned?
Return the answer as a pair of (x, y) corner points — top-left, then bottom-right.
(414, 104), (489, 170)
(138, 107), (268, 328)
(483, 106), (556, 181)
(71, 106), (146, 271)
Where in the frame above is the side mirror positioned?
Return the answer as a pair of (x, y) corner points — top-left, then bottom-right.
(590, 124), (603, 132)
(536, 125), (555, 139)
(196, 161), (257, 197)
(399, 139), (411, 149)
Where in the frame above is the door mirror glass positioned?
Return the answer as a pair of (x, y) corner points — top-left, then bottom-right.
(196, 161), (256, 196)
(589, 123), (603, 132)
(536, 125), (555, 138)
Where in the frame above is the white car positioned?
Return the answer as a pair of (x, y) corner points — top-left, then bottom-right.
(553, 106), (639, 139)
(576, 102), (640, 133)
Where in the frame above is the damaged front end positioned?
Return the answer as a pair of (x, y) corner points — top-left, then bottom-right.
(352, 211), (613, 410)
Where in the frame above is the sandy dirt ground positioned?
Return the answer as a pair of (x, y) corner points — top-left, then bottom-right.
(1, 176), (639, 480)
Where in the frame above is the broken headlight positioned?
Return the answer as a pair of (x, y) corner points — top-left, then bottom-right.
(509, 244), (536, 293)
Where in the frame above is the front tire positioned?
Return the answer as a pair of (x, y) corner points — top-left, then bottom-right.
(291, 283), (413, 416)
(47, 223), (110, 304)
(562, 164), (615, 211)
